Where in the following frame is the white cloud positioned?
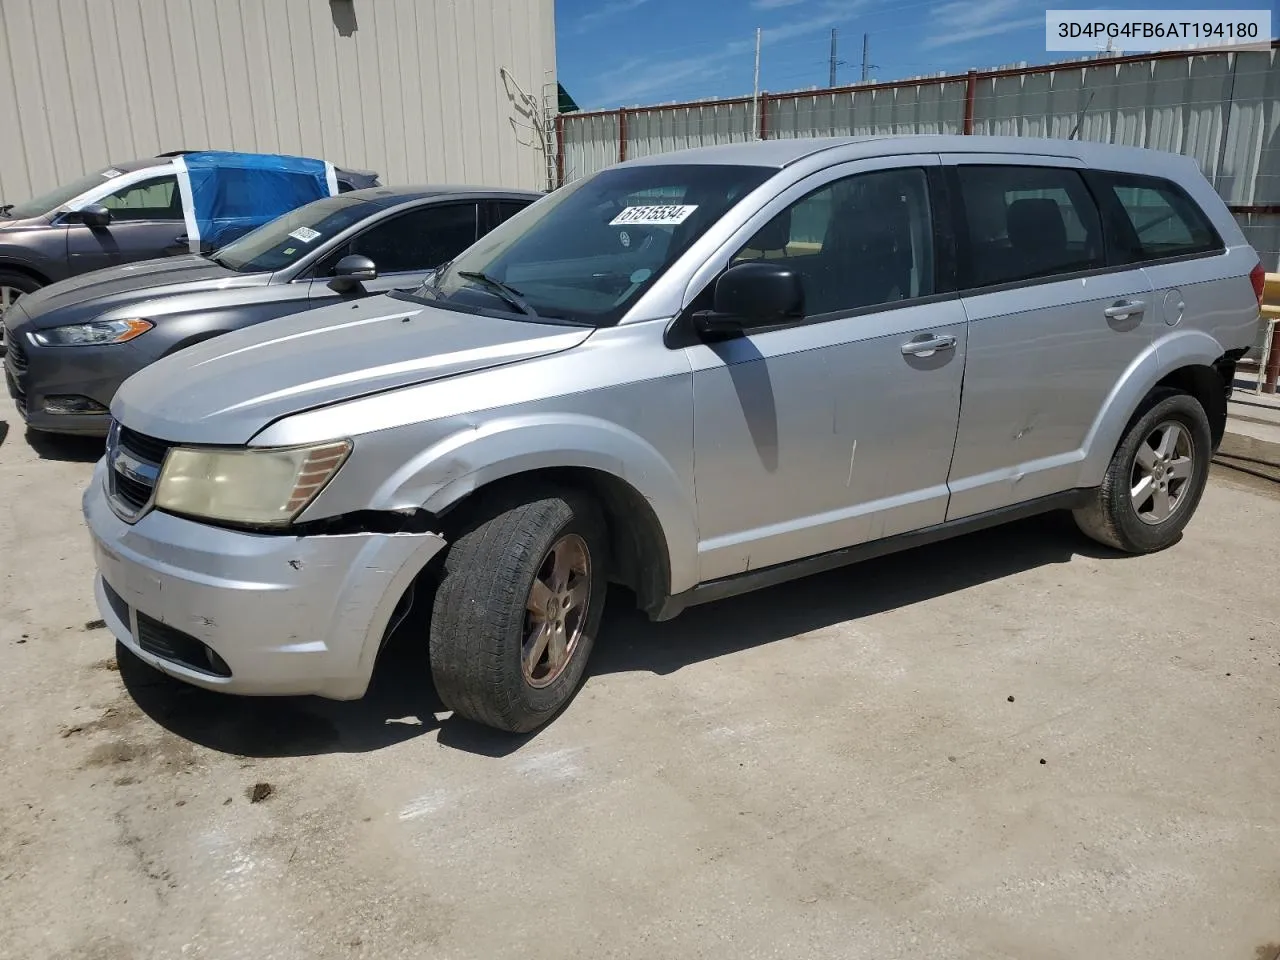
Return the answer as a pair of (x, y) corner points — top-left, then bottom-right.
(750, 0), (808, 9)
(587, 55), (734, 106)
(573, 0), (653, 34)
(921, 0), (1043, 49)
(585, 0), (874, 106)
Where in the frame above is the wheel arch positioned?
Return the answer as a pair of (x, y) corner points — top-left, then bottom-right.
(1080, 331), (1233, 486)
(352, 414), (699, 611)
(0, 260), (52, 288)
(434, 465), (674, 619)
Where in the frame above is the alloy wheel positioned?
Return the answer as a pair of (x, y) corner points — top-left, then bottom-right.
(1130, 420), (1195, 525)
(522, 533), (592, 688)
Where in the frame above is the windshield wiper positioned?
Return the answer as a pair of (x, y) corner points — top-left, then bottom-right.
(456, 271), (537, 317)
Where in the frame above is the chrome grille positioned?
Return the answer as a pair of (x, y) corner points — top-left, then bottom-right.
(106, 420), (172, 521)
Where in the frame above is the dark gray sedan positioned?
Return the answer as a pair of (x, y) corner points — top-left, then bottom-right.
(4, 185), (540, 435)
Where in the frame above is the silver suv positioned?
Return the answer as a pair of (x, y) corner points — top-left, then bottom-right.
(83, 136), (1265, 733)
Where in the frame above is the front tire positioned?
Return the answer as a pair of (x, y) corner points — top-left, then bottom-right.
(0, 269), (42, 355)
(429, 491), (608, 733)
(1073, 389), (1212, 553)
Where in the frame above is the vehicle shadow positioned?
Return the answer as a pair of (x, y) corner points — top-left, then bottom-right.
(117, 607), (452, 759)
(121, 510), (1117, 759)
(592, 511), (1115, 678)
(25, 428), (105, 463)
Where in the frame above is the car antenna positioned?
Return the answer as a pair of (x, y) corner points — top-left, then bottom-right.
(1068, 91), (1096, 141)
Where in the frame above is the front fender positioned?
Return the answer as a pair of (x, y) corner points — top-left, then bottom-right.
(0, 246), (53, 282)
(1079, 329), (1225, 487)
(374, 414), (699, 595)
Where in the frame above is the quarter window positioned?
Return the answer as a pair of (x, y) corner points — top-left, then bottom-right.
(732, 167), (935, 316)
(954, 165), (1104, 288)
(100, 176), (183, 222)
(1093, 172), (1222, 263)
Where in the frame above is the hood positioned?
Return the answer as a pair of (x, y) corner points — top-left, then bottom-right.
(112, 295), (594, 444)
(18, 255), (265, 325)
(0, 212), (52, 229)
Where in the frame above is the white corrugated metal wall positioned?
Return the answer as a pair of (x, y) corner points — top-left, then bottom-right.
(559, 48), (1280, 264)
(0, 0), (557, 201)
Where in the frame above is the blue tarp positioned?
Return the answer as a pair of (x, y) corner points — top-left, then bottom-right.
(177, 151), (335, 252)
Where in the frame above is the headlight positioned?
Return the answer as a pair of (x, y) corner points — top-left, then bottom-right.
(32, 318), (152, 346)
(154, 440), (351, 527)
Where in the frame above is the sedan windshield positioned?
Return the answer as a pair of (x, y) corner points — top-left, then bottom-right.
(412, 164), (774, 326)
(4, 167), (131, 219)
(212, 195), (372, 273)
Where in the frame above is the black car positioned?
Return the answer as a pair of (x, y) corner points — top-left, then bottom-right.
(4, 185), (542, 436)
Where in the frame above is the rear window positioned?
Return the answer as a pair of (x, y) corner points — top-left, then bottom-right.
(954, 165), (1105, 289)
(1090, 172), (1223, 264)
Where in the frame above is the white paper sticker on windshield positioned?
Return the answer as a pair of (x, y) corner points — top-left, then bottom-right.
(288, 226), (321, 243)
(609, 204), (697, 227)
(101, 168), (123, 178)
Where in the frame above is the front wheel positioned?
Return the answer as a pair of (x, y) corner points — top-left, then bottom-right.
(1073, 389), (1212, 553)
(428, 491), (608, 732)
(0, 270), (42, 355)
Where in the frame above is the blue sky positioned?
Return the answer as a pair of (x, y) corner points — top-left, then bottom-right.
(555, 0), (1260, 110)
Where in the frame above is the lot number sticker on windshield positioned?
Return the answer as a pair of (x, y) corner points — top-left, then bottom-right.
(609, 204), (697, 227)
(288, 226), (322, 243)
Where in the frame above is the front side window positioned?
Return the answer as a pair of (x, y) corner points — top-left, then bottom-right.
(1093, 172), (1222, 263)
(210, 195), (373, 273)
(100, 176), (182, 221)
(732, 167), (935, 315)
(956, 165), (1104, 289)
(341, 203), (478, 273)
(411, 164), (774, 326)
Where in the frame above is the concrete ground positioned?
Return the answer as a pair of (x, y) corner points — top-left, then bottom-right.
(2, 419), (1279, 960)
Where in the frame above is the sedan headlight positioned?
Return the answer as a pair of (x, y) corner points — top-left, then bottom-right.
(32, 318), (152, 346)
(154, 440), (352, 527)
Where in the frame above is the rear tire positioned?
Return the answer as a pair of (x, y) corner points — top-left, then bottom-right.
(1073, 389), (1211, 553)
(428, 490), (608, 733)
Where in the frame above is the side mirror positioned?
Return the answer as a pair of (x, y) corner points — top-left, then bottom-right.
(329, 254), (378, 292)
(694, 261), (804, 337)
(75, 204), (112, 228)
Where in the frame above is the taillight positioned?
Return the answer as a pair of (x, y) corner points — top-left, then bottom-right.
(1250, 262), (1266, 309)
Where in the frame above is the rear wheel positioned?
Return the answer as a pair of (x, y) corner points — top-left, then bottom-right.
(428, 490), (607, 732)
(1073, 389), (1211, 553)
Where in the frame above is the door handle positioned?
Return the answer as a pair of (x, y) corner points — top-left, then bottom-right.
(900, 334), (957, 357)
(173, 234), (189, 247)
(1104, 300), (1145, 320)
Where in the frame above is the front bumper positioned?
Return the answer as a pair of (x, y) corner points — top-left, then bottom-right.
(82, 461), (447, 699)
(4, 318), (147, 436)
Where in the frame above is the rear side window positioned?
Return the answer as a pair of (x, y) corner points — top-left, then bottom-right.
(954, 165), (1104, 289)
(493, 200), (533, 226)
(1090, 172), (1222, 264)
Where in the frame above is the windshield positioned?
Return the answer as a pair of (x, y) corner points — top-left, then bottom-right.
(211, 195), (372, 273)
(4, 167), (132, 219)
(412, 164), (774, 326)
